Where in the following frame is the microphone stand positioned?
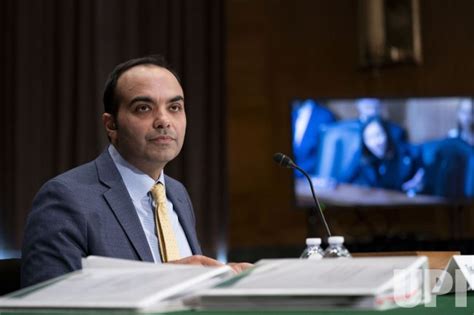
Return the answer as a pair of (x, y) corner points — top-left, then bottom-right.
(293, 165), (332, 238)
(273, 152), (332, 237)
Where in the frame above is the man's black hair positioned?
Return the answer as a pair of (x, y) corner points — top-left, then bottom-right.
(103, 55), (180, 117)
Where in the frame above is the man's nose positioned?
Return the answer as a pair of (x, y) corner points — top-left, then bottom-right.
(153, 109), (171, 129)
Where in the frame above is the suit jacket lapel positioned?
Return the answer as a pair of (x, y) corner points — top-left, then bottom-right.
(95, 150), (154, 262)
(165, 179), (202, 255)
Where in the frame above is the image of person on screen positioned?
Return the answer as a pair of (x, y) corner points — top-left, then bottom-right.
(21, 55), (251, 288)
(292, 99), (335, 177)
(356, 98), (383, 123)
(345, 117), (423, 192)
(312, 98), (411, 187)
(356, 98), (407, 142)
(449, 98), (474, 146)
(421, 99), (474, 198)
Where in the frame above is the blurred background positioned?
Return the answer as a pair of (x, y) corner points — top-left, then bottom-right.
(1, 0), (473, 262)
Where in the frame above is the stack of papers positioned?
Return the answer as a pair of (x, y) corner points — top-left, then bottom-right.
(192, 257), (431, 310)
(0, 256), (233, 312)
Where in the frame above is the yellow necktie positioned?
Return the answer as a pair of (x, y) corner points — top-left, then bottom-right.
(150, 183), (180, 262)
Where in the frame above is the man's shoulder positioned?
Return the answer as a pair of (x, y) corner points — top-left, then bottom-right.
(31, 151), (116, 212)
(44, 150), (113, 188)
(164, 175), (192, 199)
(49, 158), (99, 187)
(164, 174), (186, 191)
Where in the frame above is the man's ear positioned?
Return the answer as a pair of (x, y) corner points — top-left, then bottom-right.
(102, 113), (117, 141)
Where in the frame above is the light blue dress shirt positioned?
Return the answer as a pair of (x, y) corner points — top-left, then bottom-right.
(108, 145), (192, 263)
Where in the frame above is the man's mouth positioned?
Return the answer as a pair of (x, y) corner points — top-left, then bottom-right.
(150, 135), (174, 142)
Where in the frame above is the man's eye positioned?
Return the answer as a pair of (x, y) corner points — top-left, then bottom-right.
(169, 104), (183, 112)
(135, 104), (150, 112)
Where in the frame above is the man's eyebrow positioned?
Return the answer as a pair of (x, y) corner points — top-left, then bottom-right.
(129, 96), (153, 106)
(168, 96), (184, 103)
(128, 95), (184, 106)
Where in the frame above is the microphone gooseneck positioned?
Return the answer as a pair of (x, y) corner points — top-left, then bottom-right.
(273, 152), (332, 237)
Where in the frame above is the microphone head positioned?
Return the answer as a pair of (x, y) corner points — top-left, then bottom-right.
(273, 152), (296, 168)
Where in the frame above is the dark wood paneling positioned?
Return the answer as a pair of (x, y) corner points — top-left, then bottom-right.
(227, 0), (474, 251)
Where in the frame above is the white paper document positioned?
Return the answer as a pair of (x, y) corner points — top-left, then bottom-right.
(193, 257), (430, 310)
(432, 255), (474, 294)
(0, 256), (233, 311)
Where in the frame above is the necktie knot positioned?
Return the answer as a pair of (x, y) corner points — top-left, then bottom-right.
(150, 182), (166, 204)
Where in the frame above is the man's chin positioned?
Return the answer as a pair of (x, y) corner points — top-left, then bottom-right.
(147, 151), (179, 165)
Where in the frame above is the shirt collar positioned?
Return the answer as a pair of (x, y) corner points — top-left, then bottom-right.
(108, 145), (165, 201)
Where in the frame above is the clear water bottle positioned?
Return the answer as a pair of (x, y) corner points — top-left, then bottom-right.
(300, 238), (324, 259)
(323, 236), (351, 258)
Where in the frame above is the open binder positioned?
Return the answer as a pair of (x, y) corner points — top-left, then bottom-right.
(0, 256), (233, 312)
(193, 257), (431, 310)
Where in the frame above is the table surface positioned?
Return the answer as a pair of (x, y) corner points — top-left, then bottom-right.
(1, 293), (473, 315)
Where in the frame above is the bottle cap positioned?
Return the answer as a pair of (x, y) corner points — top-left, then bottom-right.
(305, 238), (322, 246)
(327, 236), (344, 244)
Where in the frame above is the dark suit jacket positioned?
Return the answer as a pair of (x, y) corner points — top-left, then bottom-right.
(292, 101), (335, 177)
(21, 149), (202, 288)
(421, 137), (474, 198)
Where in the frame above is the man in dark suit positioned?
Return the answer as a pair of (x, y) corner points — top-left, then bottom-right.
(21, 55), (250, 288)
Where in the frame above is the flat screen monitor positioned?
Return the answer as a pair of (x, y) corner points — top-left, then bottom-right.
(291, 97), (474, 207)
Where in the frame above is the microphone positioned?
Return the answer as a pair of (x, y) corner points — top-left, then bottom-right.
(273, 152), (332, 237)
